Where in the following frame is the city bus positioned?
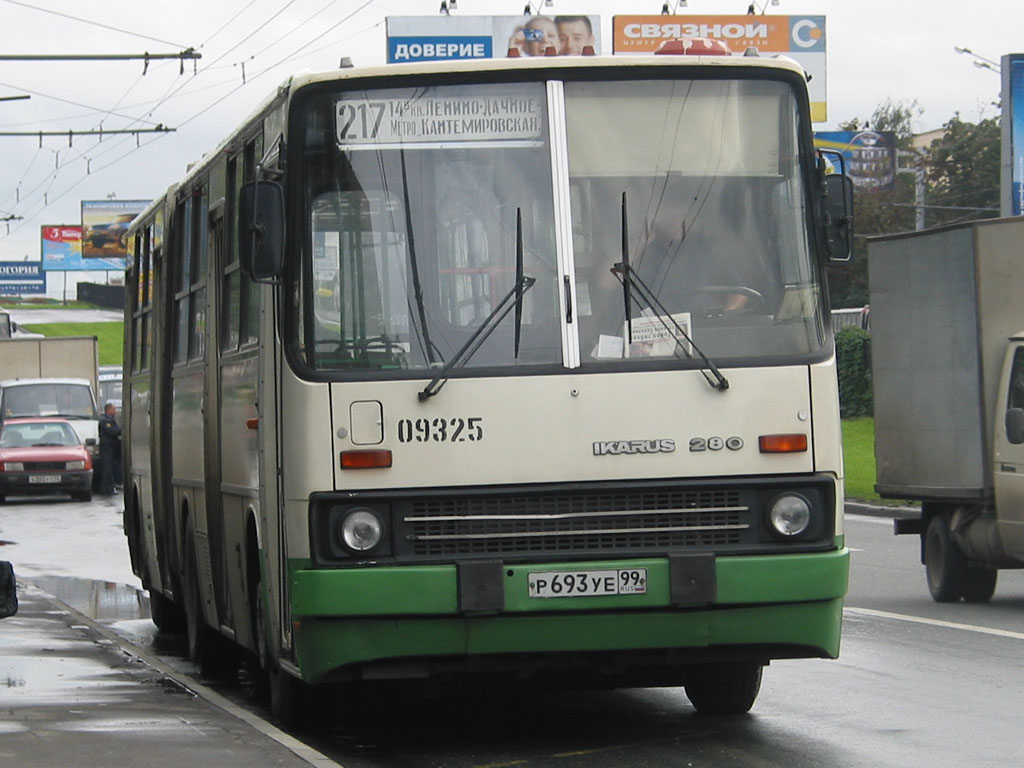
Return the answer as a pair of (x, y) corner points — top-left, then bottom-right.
(123, 45), (852, 725)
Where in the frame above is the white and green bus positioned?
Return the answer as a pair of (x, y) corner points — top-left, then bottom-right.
(123, 45), (852, 724)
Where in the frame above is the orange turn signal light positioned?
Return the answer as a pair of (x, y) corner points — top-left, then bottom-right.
(340, 449), (393, 469)
(758, 434), (808, 453)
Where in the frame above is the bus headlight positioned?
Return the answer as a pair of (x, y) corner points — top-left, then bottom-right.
(768, 493), (812, 537)
(338, 508), (384, 553)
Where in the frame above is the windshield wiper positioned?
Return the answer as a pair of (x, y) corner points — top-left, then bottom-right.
(417, 274), (535, 401)
(400, 149), (440, 364)
(613, 192), (728, 392)
(419, 210), (535, 401)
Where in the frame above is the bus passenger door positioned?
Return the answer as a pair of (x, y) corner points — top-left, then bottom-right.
(204, 200), (231, 631)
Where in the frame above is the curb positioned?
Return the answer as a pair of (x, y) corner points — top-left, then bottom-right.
(844, 500), (920, 519)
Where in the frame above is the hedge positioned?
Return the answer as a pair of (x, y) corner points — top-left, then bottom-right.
(836, 326), (873, 418)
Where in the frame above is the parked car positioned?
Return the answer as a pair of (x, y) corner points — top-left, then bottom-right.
(0, 418), (93, 503)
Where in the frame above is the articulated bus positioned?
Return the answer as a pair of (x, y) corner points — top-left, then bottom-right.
(123, 45), (852, 724)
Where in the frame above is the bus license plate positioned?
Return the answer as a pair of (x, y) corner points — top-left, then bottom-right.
(528, 568), (647, 599)
(29, 475), (61, 484)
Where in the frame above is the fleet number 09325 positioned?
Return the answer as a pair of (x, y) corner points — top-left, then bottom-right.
(396, 417), (483, 443)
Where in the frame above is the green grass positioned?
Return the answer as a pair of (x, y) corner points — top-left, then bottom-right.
(10, 309), (887, 502)
(17, 322), (124, 366)
(1, 299), (106, 310)
(842, 417), (878, 501)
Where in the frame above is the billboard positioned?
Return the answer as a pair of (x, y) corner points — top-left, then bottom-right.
(0, 261), (45, 295)
(1002, 54), (1024, 217)
(386, 15), (603, 63)
(814, 131), (897, 190)
(42, 225), (127, 271)
(612, 15), (827, 122)
(81, 199), (149, 260)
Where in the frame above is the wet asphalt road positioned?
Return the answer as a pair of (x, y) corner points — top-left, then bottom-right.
(3, 497), (1024, 768)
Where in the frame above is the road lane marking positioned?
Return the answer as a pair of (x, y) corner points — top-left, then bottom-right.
(845, 606), (1024, 641)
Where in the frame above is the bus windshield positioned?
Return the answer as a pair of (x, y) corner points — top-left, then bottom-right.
(292, 75), (825, 375)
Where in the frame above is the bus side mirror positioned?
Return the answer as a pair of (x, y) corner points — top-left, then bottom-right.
(239, 180), (285, 281)
(1006, 408), (1024, 445)
(823, 174), (854, 264)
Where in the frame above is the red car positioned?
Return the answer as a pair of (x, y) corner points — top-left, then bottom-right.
(0, 418), (93, 503)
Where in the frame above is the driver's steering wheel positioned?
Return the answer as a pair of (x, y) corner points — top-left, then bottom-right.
(681, 285), (764, 314)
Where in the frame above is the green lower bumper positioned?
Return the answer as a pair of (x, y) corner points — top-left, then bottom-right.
(290, 549), (849, 682)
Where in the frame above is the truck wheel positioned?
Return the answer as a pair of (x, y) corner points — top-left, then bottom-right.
(963, 568), (997, 603)
(924, 514), (968, 602)
(684, 662), (762, 715)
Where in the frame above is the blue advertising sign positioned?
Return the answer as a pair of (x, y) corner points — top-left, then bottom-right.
(813, 131), (896, 190)
(81, 199), (149, 260)
(388, 35), (492, 63)
(0, 261), (45, 295)
(1002, 54), (1024, 217)
(386, 15), (602, 64)
(41, 225), (127, 272)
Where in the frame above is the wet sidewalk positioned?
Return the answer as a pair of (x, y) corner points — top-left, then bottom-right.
(0, 583), (334, 768)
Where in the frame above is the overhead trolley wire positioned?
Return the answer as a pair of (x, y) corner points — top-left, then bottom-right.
(0, 0), (190, 48)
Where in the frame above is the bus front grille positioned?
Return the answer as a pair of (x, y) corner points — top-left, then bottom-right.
(402, 489), (748, 557)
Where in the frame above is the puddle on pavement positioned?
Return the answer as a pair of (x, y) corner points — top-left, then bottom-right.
(27, 575), (150, 622)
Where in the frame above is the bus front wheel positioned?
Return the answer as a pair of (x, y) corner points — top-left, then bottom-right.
(684, 662), (762, 715)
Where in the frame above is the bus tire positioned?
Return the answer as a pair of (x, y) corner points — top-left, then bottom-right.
(684, 662), (762, 715)
(148, 589), (184, 633)
(268, 664), (315, 729)
(924, 514), (967, 602)
(963, 567), (997, 603)
(182, 515), (230, 676)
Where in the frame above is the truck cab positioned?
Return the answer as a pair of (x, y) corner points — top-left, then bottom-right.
(0, 378), (100, 458)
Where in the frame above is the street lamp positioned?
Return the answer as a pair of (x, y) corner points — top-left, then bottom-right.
(954, 46), (1001, 74)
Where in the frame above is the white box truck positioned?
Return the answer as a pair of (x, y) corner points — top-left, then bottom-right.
(869, 217), (1024, 602)
(0, 336), (99, 394)
(0, 336), (102, 474)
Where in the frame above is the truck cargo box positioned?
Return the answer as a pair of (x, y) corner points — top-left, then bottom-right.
(868, 217), (1024, 502)
(0, 336), (99, 394)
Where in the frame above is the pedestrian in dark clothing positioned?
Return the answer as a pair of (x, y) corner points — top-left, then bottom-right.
(98, 402), (122, 496)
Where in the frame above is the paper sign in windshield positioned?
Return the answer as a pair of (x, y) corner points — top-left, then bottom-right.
(336, 95), (544, 147)
(625, 312), (692, 358)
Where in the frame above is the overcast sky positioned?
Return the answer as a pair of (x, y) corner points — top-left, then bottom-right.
(0, 0), (1014, 260)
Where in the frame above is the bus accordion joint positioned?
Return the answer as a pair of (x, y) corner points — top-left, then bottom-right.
(759, 434), (809, 453)
(340, 449), (393, 469)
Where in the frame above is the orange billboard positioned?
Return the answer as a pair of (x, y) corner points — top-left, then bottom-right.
(613, 14), (827, 121)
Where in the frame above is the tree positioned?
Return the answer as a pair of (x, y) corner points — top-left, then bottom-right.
(923, 115), (1000, 227)
(825, 102), (999, 307)
(827, 100), (921, 307)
